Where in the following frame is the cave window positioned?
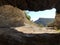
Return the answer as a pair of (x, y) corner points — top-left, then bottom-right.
(25, 8), (56, 21)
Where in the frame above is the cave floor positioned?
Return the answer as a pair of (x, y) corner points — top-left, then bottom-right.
(13, 24), (60, 34)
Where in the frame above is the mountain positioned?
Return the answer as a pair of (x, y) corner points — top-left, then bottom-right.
(34, 18), (55, 26)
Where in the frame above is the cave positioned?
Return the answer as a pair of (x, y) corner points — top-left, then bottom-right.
(0, 0), (59, 28)
(0, 0), (60, 45)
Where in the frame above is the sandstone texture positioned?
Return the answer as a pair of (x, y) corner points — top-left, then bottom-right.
(0, 5), (25, 27)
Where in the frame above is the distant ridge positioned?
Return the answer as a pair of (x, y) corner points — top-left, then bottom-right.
(34, 18), (55, 26)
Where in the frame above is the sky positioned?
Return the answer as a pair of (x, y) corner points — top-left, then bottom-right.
(25, 8), (56, 21)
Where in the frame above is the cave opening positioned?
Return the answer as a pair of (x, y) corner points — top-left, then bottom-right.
(25, 8), (56, 26)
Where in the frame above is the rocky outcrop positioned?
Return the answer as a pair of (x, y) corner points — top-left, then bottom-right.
(0, 5), (25, 27)
(0, 28), (60, 45)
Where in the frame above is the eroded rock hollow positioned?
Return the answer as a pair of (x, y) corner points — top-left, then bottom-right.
(0, 0), (59, 11)
(0, 0), (60, 45)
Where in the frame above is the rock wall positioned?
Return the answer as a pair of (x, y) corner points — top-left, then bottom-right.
(0, 5), (25, 27)
(0, 0), (58, 11)
(0, 28), (60, 45)
(0, 0), (60, 13)
(26, 0), (57, 11)
(0, 0), (28, 10)
(54, 14), (60, 29)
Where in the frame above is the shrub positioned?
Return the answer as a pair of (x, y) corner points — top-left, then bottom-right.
(24, 12), (31, 20)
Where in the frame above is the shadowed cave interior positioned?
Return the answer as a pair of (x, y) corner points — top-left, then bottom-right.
(0, 0), (60, 45)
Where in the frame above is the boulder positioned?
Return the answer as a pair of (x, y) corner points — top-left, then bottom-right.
(0, 5), (25, 27)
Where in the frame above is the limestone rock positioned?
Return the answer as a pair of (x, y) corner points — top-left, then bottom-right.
(0, 5), (25, 27)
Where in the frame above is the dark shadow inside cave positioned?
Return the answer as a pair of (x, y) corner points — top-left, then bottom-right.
(0, 28), (60, 45)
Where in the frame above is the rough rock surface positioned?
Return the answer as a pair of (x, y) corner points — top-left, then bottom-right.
(47, 14), (60, 29)
(55, 0), (60, 13)
(26, 0), (57, 11)
(0, 0), (59, 12)
(0, 28), (60, 45)
(0, 28), (26, 45)
(0, 0), (28, 10)
(0, 5), (25, 27)
(54, 14), (60, 29)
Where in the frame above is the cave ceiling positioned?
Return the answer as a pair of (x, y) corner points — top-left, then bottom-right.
(0, 0), (60, 13)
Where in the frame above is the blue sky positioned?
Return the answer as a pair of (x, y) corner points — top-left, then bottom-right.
(25, 8), (56, 21)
